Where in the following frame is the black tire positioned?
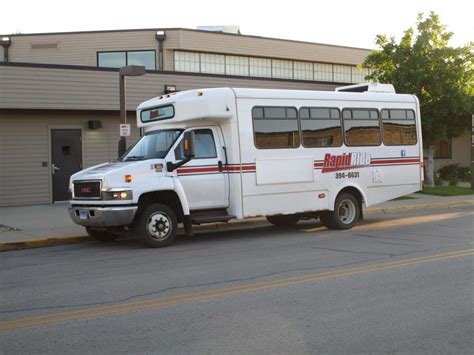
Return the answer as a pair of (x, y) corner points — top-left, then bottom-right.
(134, 203), (177, 248)
(266, 214), (300, 227)
(86, 228), (119, 242)
(319, 193), (360, 230)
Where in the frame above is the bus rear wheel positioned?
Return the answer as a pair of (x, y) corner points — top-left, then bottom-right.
(266, 214), (300, 227)
(320, 193), (360, 230)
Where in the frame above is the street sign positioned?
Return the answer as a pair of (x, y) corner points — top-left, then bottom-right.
(120, 124), (131, 137)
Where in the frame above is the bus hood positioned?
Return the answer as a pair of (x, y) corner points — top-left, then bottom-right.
(70, 160), (167, 188)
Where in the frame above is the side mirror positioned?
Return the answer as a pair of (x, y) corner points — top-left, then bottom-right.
(182, 131), (195, 159)
(166, 131), (195, 172)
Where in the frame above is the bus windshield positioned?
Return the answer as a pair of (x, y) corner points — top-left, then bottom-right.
(120, 129), (183, 161)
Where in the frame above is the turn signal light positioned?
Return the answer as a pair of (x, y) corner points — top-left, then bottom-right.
(318, 193), (326, 199)
(125, 175), (132, 183)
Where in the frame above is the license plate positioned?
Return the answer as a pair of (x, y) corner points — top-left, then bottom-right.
(79, 210), (88, 220)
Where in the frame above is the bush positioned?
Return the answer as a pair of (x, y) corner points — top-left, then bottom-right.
(437, 164), (471, 186)
(457, 167), (471, 182)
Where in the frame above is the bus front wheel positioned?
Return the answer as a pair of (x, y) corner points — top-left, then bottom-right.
(134, 203), (177, 248)
(320, 193), (360, 230)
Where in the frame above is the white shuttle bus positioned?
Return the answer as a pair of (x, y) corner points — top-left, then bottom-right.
(69, 83), (423, 247)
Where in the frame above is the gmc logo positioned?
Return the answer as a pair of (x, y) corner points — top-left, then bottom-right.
(80, 187), (92, 193)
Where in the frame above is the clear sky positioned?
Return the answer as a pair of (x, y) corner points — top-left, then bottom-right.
(2, 0), (472, 49)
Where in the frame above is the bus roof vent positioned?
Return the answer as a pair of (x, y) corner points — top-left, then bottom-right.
(335, 82), (396, 94)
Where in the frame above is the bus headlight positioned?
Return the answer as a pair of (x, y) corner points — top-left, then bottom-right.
(102, 189), (133, 200)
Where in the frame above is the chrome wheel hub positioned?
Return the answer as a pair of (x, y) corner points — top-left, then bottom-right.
(338, 199), (356, 224)
(147, 212), (171, 240)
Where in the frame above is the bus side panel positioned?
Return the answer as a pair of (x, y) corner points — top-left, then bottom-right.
(237, 98), (329, 217)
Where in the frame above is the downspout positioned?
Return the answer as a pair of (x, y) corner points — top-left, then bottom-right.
(155, 30), (166, 71)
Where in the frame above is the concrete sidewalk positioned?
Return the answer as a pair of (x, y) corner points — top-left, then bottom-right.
(1, 193), (473, 250)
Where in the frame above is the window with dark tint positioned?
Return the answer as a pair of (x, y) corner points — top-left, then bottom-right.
(141, 105), (174, 123)
(300, 108), (341, 147)
(343, 109), (381, 146)
(98, 50), (156, 70)
(175, 129), (217, 160)
(381, 109), (417, 145)
(252, 107), (299, 149)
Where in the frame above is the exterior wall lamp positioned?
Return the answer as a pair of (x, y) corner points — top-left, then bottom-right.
(164, 85), (177, 94)
(155, 30), (166, 71)
(1, 37), (11, 62)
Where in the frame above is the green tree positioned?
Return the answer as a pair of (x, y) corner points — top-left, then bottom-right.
(363, 12), (473, 186)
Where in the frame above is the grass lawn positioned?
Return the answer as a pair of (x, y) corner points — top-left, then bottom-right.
(421, 186), (474, 196)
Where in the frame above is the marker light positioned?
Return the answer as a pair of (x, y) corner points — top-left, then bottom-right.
(125, 175), (132, 183)
(318, 193), (326, 199)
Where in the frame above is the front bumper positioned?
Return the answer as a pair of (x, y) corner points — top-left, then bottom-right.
(68, 205), (138, 227)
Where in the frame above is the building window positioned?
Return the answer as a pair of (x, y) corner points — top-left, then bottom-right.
(381, 109), (417, 146)
(314, 63), (333, 82)
(294, 61), (313, 81)
(97, 50), (156, 70)
(343, 109), (381, 146)
(98, 52), (126, 68)
(249, 57), (272, 77)
(226, 55), (249, 76)
(174, 51), (200, 72)
(200, 53), (225, 74)
(127, 51), (156, 70)
(434, 139), (452, 159)
(333, 64), (352, 83)
(252, 107), (300, 149)
(272, 59), (293, 79)
(351, 67), (369, 83)
(173, 50), (368, 83)
(300, 108), (342, 147)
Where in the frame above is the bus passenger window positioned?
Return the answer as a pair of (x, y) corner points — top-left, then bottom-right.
(300, 107), (342, 147)
(343, 109), (381, 146)
(381, 109), (417, 145)
(252, 106), (300, 149)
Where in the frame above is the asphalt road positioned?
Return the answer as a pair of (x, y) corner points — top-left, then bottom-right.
(1, 207), (473, 354)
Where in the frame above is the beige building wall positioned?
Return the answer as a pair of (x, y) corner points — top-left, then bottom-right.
(433, 131), (472, 171)
(4, 30), (159, 67)
(0, 64), (337, 207)
(171, 30), (370, 66)
(0, 111), (140, 206)
(2, 29), (371, 72)
(0, 65), (338, 111)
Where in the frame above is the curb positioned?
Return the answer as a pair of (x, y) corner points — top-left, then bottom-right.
(1, 200), (472, 252)
(0, 236), (89, 252)
(364, 200), (474, 215)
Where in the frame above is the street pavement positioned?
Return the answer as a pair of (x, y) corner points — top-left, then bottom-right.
(0, 193), (473, 246)
(0, 206), (473, 354)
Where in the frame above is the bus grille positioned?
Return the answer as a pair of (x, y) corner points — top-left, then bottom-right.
(73, 181), (101, 199)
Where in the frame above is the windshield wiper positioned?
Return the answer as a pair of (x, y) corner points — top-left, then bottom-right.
(124, 155), (145, 161)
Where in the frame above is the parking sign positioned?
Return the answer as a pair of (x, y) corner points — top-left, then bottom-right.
(120, 124), (131, 137)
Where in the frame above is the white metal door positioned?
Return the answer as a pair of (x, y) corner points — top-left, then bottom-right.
(174, 127), (229, 210)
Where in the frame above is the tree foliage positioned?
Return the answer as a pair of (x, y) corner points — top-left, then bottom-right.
(363, 12), (473, 147)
